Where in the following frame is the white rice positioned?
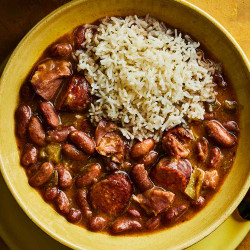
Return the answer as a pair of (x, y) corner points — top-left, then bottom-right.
(76, 15), (217, 141)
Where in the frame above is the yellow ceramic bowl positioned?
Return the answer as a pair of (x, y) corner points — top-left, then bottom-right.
(0, 0), (249, 249)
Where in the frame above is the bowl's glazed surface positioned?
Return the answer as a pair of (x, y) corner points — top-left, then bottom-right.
(0, 0), (249, 249)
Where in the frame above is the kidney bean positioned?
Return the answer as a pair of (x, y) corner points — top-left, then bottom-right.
(204, 113), (215, 120)
(127, 208), (142, 218)
(69, 130), (95, 154)
(51, 43), (72, 57)
(56, 191), (70, 214)
(111, 219), (142, 233)
(16, 105), (31, 138)
(26, 163), (40, 177)
(75, 163), (101, 188)
(196, 138), (208, 161)
(205, 120), (236, 147)
(164, 205), (188, 223)
(145, 216), (161, 230)
(130, 139), (155, 159)
(62, 143), (87, 161)
(102, 156), (119, 171)
(55, 164), (72, 189)
(44, 186), (58, 201)
(139, 151), (158, 167)
(88, 216), (107, 232)
(67, 208), (82, 223)
(46, 126), (75, 143)
(29, 162), (54, 187)
(130, 164), (154, 192)
(222, 121), (239, 133)
(28, 117), (46, 146)
(40, 102), (60, 128)
(21, 143), (37, 167)
(74, 25), (86, 49)
(75, 189), (92, 218)
(209, 147), (221, 168)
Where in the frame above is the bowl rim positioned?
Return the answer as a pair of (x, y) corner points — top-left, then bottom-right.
(0, 0), (250, 249)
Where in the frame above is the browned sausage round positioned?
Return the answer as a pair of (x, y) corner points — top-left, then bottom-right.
(130, 139), (155, 159)
(69, 130), (95, 154)
(75, 189), (92, 219)
(55, 164), (72, 189)
(67, 208), (82, 223)
(62, 143), (87, 161)
(139, 151), (158, 167)
(29, 162), (54, 187)
(51, 43), (72, 57)
(44, 186), (58, 201)
(75, 163), (101, 188)
(145, 216), (161, 230)
(46, 126), (75, 143)
(208, 147), (221, 168)
(40, 102), (60, 128)
(89, 173), (132, 216)
(16, 105), (31, 138)
(205, 120), (236, 147)
(111, 218), (142, 233)
(21, 143), (37, 167)
(196, 138), (208, 161)
(88, 216), (107, 232)
(56, 191), (70, 214)
(130, 164), (154, 192)
(28, 117), (46, 146)
(150, 158), (192, 191)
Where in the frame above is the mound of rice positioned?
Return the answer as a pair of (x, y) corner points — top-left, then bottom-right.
(76, 15), (217, 141)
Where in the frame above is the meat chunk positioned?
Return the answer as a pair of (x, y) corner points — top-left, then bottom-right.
(40, 102), (60, 128)
(46, 126), (75, 143)
(162, 127), (193, 158)
(28, 117), (46, 146)
(133, 188), (175, 215)
(203, 170), (219, 189)
(15, 105), (32, 138)
(56, 76), (92, 111)
(89, 173), (132, 216)
(130, 139), (155, 159)
(196, 138), (208, 161)
(111, 218), (142, 234)
(30, 60), (71, 100)
(205, 120), (236, 147)
(51, 43), (72, 58)
(130, 164), (153, 192)
(75, 163), (101, 188)
(164, 205), (188, 223)
(151, 158), (192, 191)
(95, 120), (118, 145)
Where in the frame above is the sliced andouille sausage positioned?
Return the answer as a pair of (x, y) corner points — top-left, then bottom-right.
(196, 138), (208, 161)
(208, 147), (221, 168)
(133, 188), (175, 215)
(55, 164), (72, 189)
(162, 127), (193, 158)
(29, 162), (54, 187)
(51, 43), (72, 58)
(56, 76), (92, 111)
(111, 218), (142, 234)
(46, 126), (75, 143)
(127, 208), (142, 218)
(56, 190), (70, 214)
(130, 164), (153, 192)
(205, 120), (236, 147)
(130, 139), (155, 159)
(28, 117), (46, 146)
(139, 151), (158, 168)
(21, 143), (38, 167)
(69, 130), (95, 154)
(74, 25), (86, 49)
(88, 216), (107, 232)
(44, 186), (58, 201)
(203, 170), (219, 190)
(62, 144), (87, 161)
(102, 156), (119, 171)
(15, 105), (32, 138)
(40, 102), (60, 128)
(75, 163), (101, 188)
(164, 204), (188, 223)
(67, 208), (82, 223)
(89, 173), (132, 216)
(75, 189), (92, 219)
(95, 120), (118, 145)
(145, 216), (161, 230)
(151, 158), (192, 191)
(31, 59), (71, 100)
(222, 121), (239, 133)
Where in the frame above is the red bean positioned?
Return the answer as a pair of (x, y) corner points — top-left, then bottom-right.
(62, 143), (87, 161)
(56, 191), (70, 214)
(21, 143), (37, 167)
(55, 164), (72, 189)
(44, 186), (58, 201)
(40, 102), (60, 128)
(145, 216), (161, 230)
(139, 151), (158, 167)
(131, 139), (155, 159)
(28, 117), (46, 146)
(67, 208), (82, 223)
(16, 105), (31, 138)
(88, 216), (107, 232)
(127, 208), (142, 218)
(208, 147), (221, 168)
(75, 189), (92, 219)
(111, 219), (142, 233)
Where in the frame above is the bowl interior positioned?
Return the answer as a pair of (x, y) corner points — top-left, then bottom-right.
(0, 0), (249, 249)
